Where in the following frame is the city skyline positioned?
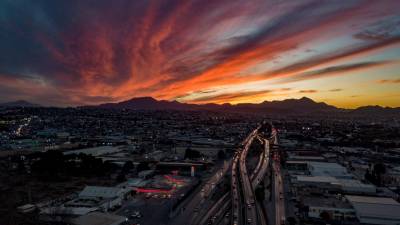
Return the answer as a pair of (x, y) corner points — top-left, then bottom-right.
(1, 0), (400, 108)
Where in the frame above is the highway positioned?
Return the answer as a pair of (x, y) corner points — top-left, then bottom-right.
(170, 161), (230, 225)
(251, 136), (269, 187)
(238, 131), (258, 225)
(231, 146), (242, 225)
(271, 127), (285, 225)
(195, 123), (276, 225)
(273, 160), (285, 225)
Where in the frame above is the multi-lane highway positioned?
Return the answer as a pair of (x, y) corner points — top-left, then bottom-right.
(273, 159), (285, 225)
(192, 123), (278, 225)
(171, 161), (230, 225)
(251, 136), (269, 187)
(238, 131), (258, 225)
(271, 127), (285, 225)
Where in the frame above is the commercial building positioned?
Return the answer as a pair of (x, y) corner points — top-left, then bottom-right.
(304, 196), (356, 221)
(71, 212), (126, 225)
(293, 175), (376, 195)
(346, 195), (400, 225)
(60, 186), (128, 214)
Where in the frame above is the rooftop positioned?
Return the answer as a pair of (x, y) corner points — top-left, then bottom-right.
(346, 195), (400, 220)
(303, 195), (352, 209)
(71, 212), (126, 225)
(79, 186), (123, 199)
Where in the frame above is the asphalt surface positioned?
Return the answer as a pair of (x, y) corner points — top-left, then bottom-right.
(170, 160), (230, 225)
(273, 160), (285, 225)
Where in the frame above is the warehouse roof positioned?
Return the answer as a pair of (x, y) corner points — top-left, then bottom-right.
(346, 195), (400, 220)
(71, 212), (126, 225)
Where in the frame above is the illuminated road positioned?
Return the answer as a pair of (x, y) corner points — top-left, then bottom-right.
(170, 161), (230, 225)
(273, 160), (285, 225)
(271, 127), (285, 225)
(238, 130), (258, 225)
(195, 124), (276, 225)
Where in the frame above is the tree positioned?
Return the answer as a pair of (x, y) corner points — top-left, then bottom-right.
(122, 161), (134, 173)
(373, 162), (386, 186)
(184, 147), (201, 159)
(217, 150), (226, 159)
(116, 172), (127, 183)
(364, 169), (372, 182)
(319, 211), (331, 222)
(374, 163), (386, 175)
(287, 216), (296, 225)
(137, 162), (150, 172)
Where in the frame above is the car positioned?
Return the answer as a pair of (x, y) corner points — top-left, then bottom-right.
(247, 204), (252, 209)
(130, 211), (142, 219)
(247, 218), (252, 224)
(194, 207), (199, 212)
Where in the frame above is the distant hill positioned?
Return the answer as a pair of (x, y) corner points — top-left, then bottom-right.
(98, 97), (192, 110)
(90, 96), (400, 117)
(93, 96), (342, 115)
(0, 100), (40, 108)
(351, 105), (400, 116)
(5, 97), (397, 117)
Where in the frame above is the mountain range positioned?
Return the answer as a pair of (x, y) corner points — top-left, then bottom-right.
(0, 100), (41, 108)
(2, 97), (399, 117)
(95, 96), (400, 116)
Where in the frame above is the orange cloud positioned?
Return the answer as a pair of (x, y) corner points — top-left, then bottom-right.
(377, 79), (400, 84)
(298, 90), (318, 94)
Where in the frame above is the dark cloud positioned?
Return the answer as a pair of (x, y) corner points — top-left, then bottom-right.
(0, 0), (398, 105)
(276, 61), (391, 84)
(267, 37), (400, 79)
(298, 90), (318, 93)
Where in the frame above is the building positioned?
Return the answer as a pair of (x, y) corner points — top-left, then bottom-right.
(64, 146), (122, 157)
(346, 195), (400, 225)
(304, 196), (356, 221)
(71, 212), (126, 225)
(286, 161), (309, 174)
(293, 175), (376, 195)
(61, 186), (128, 213)
(79, 186), (125, 199)
(287, 161), (352, 178)
(308, 162), (352, 179)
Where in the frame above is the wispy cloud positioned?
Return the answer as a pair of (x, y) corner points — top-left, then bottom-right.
(0, 0), (399, 106)
(329, 88), (343, 92)
(274, 60), (394, 84)
(377, 79), (400, 84)
(298, 90), (318, 93)
(187, 90), (272, 104)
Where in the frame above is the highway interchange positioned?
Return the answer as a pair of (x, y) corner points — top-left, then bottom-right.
(184, 122), (283, 225)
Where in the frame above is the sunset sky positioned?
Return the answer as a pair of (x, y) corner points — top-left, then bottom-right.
(0, 0), (399, 108)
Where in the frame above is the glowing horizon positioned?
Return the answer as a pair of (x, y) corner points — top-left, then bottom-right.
(0, 0), (399, 108)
